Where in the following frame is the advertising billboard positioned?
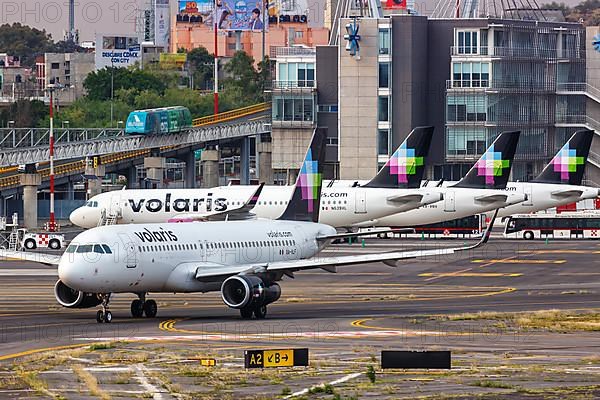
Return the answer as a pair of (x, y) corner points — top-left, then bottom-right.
(95, 34), (142, 70)
(383, 0), (406, 9)
(177, 0), (268, 31)
(155, 0), (171, 48)
(159, 53), (188, 69)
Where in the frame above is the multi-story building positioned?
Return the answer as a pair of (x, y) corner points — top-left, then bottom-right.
(35, 52), (95, 105)
(0, 54), (38, 103)
(298, 14), (592, 183)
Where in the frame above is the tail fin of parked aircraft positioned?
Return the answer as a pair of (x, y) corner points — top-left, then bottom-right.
(278, 128), (328, 223)
(453, 131), (521, 189)
(364, 126), (434, 189)
(532, 130), (594, 186)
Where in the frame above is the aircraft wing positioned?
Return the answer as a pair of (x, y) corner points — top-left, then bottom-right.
(0, 249), (61, 266)
(194, 210), (497, 281)
(169, 183), (264, 222)
(550, 189), (583, 198)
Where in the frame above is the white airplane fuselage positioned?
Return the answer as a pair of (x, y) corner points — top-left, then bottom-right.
(70, 185), (444, 229)
(59, 220), (334, 294)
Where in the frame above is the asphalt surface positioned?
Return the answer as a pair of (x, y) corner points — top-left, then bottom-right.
(0, 237), (598, 360)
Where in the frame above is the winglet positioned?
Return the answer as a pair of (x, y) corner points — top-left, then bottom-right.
(278, 128), (328, 222)
(364, 126), (434, 189)
(532, 130), (594, 186)
(453, 131), (520, 190)
(247, 182), (264, 208)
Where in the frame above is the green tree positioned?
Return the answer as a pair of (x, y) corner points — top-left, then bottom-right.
(84, 67), (167, 101)
(187, 47), (214, 90)
(0, 23), (54, 67)
(0, 100), (47, 127)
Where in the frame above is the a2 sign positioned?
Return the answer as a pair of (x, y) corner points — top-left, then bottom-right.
(244, 348), (309, 369)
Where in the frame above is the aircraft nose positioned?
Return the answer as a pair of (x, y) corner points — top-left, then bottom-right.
(58, 258), (80, 288)
(69, 207), (93, 228)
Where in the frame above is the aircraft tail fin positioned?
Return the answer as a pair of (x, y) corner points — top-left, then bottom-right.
(453, 131), (520, 189)
(364, 126), (434, 189)
(532, 130), (594, 185)
(278, 128), (328, 223)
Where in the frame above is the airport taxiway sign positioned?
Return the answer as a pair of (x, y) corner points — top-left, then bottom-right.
(245, 348), (308, 368)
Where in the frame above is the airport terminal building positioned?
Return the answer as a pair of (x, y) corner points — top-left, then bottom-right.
(271, 14), (599, 184)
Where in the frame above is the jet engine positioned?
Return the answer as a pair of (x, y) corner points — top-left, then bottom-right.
(220, 276), (281, 309)
(54, 280), (102, 308)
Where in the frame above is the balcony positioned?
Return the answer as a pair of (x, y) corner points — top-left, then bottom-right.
(451, 46), (582, 59)
(270, 80), (316, 90)
(272, 46), (316, 59)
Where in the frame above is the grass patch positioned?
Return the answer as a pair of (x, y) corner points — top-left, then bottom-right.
(89, 342), (113, 351)
(471, 380), (517, 389)
(72, 365), (111, 400)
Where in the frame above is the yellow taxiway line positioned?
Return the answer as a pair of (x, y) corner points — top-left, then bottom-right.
(472, 259), (566, 264)
(419, 273), (523, 277)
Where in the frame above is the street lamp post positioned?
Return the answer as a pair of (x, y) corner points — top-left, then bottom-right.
(213, 0), (219, 115)
(46, 84), (57, 232)
(110, 61), (115, 127)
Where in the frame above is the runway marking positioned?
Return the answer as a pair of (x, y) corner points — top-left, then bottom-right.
(419, 273), (522, 277)
(518, 250), (600, 254)
(0, 344), (91, 362)
(472, 259), (566, 264)
(285, 372), (362, 399)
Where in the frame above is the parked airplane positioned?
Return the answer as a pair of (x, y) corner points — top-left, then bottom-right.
(369, 131), (530, 227)
(2, 129), (496, 323)
(70, 127), (444, 229)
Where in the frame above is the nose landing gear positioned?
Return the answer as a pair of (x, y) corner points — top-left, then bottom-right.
(96, 294), (112, 323)
(130, 293), (158, 318)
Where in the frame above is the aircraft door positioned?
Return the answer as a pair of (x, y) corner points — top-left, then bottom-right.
(523, 184), (533, 206)
(109, 194), (122, 217)
(444, 191), (456, 212)
(115, 233), (143, 285)
(355, 190), (367, 214)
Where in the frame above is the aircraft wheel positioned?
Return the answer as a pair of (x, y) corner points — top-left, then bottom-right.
(240, 307), (253, 319)
(254, 305), (267, 319)
(143, 299), (158, 318)
(96, 310), (104, 323)
(523, 231), (534, 240)
(104, 311), (112, 323)
(131, 300), (144, 318)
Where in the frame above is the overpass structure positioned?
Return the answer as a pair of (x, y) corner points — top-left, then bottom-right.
(0, 103), (273, 227)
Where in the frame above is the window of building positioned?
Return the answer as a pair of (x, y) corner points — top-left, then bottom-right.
(447, 95), (487, 122)
(318, 104), (338, 112)
(51, 63), (60, 70)
(447, 127), (486, 156)
(378, 129), (390, 155)
(379, 62), (390, 88)
(378, 96), (389, 122)
(457, 30), (478, 54)
(277, 62), (315, 87)
(379, 28), (390, 54)
(273, 95), (314, 122)
(452, 62), (489, 88)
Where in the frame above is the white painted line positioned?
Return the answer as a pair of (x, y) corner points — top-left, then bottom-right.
(133, 364), (166, 400)
(285, 372), (362, 399)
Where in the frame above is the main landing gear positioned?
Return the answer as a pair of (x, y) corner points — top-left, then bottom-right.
(130, 293), (157, 318)
(96, 294), (112, 323)
(240, 305), (268, 319)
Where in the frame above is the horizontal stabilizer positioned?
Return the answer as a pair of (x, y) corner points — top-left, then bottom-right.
(474, 194), (509, 203)
(550, 189), (583, 198)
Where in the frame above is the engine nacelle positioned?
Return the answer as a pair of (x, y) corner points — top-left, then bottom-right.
(54, 280), (102, 309)
(221, 276), (281, 309)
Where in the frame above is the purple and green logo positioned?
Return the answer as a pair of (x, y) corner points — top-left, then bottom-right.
(389, 144), (424, 184)
(298, 149), (322, 212)
(475, 145), (511, 184)
(551, 144), (584, 181)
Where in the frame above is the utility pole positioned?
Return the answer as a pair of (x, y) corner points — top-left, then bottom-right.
(213, 0), (219, 115)
(110, 60), (115, 127)
(46, 85), (57, 232)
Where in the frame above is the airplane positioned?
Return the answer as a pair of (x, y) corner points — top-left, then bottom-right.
(366, 131), (531, 227)
(2, 128), (497, 323)
(328, 130), (600, 220)
(69, 127), (444, 229)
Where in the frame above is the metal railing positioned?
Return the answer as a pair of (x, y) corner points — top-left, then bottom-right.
(274, 46), (316, 58)
(192, 102), (270, 127)
(451, 46), (583, 59)
(271, 80), (316, 89)
(556, 82), (600, 104)
(0, 128), (125, 150)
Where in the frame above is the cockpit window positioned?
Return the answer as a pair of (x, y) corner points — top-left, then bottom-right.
(76, 245), (93, 253)
(93, 244), (104, 254)
(85, 201), (99, 207)
(101, 244), (112, 254)
(66, 245), (77, 253)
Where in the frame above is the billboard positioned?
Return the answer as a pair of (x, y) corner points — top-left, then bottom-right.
(95, 34), (142, 69)
(159, 53), (188, 69)
(383, 0), (406, 9)
(155, 0), (171, 48)
(177, 0), (268, 31)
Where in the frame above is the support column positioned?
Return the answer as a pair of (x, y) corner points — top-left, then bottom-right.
(0, 194), (4, 218)
(201, 148), (220, 188)
(66, 179), (75, 201)
(257, 140), (273, 184)
(85, 165), (106, 197)
(287, 169), (298, 185)
(240, 137), (250, 185)
(185, 151), (197, 189)
(20, 173), (41, 229)
(127, 165), (138, 189)
(144, 157), (166, 189)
